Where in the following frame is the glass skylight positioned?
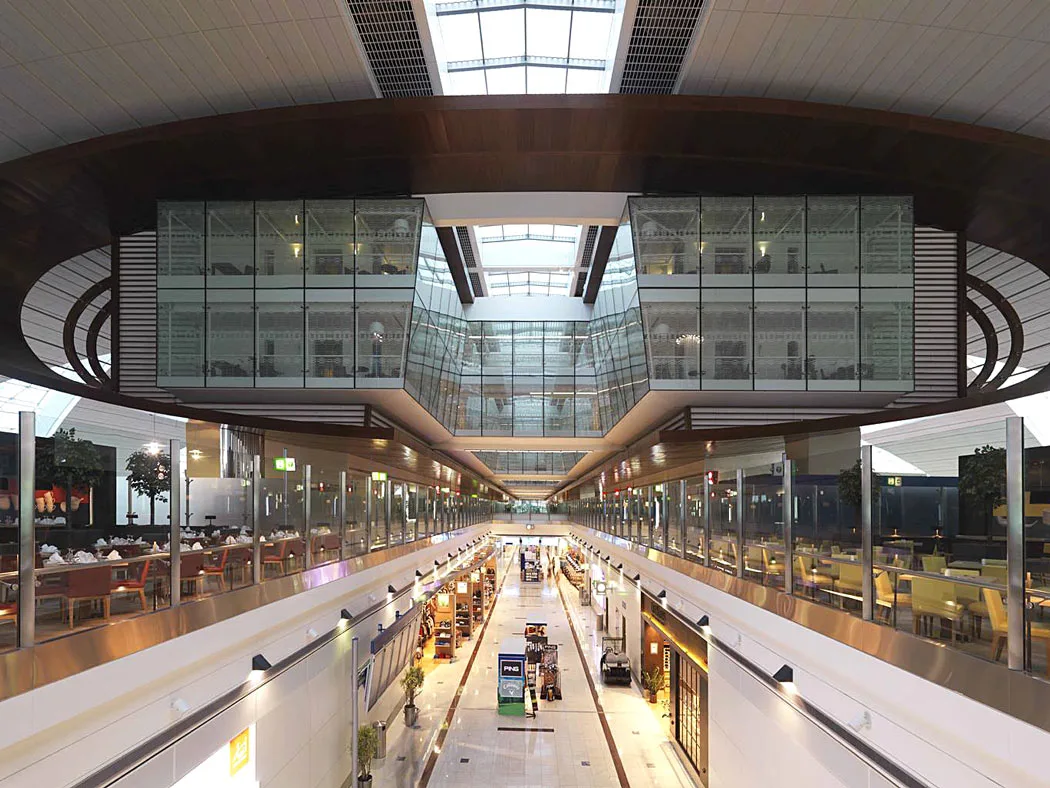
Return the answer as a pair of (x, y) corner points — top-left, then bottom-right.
(477, 223), (581, 269)
(431, 0), (621, 95)
(486, 270), (572, 296)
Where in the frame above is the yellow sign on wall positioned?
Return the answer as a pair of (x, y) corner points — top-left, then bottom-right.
(229, 728), (251, 778)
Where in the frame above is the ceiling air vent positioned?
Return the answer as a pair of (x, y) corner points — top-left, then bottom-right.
(346, 0), (434, 97)
(618, 0), (706, 95)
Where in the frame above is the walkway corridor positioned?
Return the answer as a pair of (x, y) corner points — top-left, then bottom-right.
(382, 549), (699, 788)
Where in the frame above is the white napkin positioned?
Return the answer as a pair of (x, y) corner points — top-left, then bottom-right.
(179, 542), (191, 551)
(237, 534), (252, 543)
(106, 550), (122, 561)
(192, 541), (203, 551)
(39, 543), (58, 554)
(72, 551), (98, 564)
(225, 535), (236, 545)
(95, 538), (107, 547)
(46, 551), (66, 565)
(135, 537), (146, 545)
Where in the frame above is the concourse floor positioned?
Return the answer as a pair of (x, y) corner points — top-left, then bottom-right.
(386, 555), (699, 788)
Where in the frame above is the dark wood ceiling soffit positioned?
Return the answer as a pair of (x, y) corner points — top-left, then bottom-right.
(436, 225), (474, 304)
(582, 224), (620, 304)
(86, 301), (112, 387)
(965, 299), (999, 390)
(966, 273), (1024, 390)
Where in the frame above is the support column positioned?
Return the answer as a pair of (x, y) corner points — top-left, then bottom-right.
(783, 456), (794, 596)
(679, 479), (687, 560)
(303, 464), (312, 569)
(18, 412), (35, 647)
(169, 439), (182, 607)
(861, 444), (874, 621)
(351, 636), (360, 783)
(1007, 416), (1025, 671)
(339, 470), (348, 562)
(703, 473), (712, 568)
(735, 469), (745, 578)
(252, 455), (262, 585)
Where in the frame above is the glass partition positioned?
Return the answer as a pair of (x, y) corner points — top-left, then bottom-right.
(709, 473), (738, 575)
(753, 196), (805, 288)
(685, 476), (705, 562)
(743, 463), (784, 588)
(665, 480), (682, 554)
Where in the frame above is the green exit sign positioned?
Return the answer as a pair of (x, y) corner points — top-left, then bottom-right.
(274, 457), (297, 472)
(371, 471), (388, 481)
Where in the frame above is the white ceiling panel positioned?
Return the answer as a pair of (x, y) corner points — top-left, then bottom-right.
(0, 0), (376, 162)
(679, 0), (1050, 140)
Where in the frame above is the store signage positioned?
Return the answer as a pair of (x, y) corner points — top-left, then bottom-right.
(525, 622), (548, 664)
(371, 471), (388, 481)
(273, 457), (296, 472)
(887, 476), (903, 487)
(229, 728), (250, 777)
(498, 653), (527, 716)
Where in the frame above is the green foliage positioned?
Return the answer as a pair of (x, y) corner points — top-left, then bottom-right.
(400, 664), (425, 705)
(36, 428), (104, 489)
(959, 445), (1007, 523)
(357, 724), (379, 779)
(642, 667), (664, 694)
(125, 449), (171, 524)
(837, 459), (880, 510)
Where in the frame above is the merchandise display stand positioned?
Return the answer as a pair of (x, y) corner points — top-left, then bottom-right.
(455, 578), (473, 640)
(521, 546), (540, 582)
(434, 588), (457, 659)
(471, 572), (483, 629)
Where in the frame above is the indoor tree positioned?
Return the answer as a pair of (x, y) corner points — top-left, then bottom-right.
(125, 449), (171, 526)
(400, 665), (425, 727)
(837, 459), (881, 530)
(959, 445), (1007, 536)
(356, 724), (379, 787)
(35, 428), (104, 524)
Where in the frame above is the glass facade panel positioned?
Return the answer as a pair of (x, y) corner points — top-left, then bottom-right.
(354, 199), (422, 286)
(206, 291), (254, 386)
(701, 289), (752, 389)
(807, 196), (859, 287)
(206, 202), (254, 287)
(482, 376), (513, 436)
(355, 295), (410, 385)
(158, 291), (205, 386)
(255, 295), (304, 385)
(512, 376), (543, 436)
(643, 296), (700, 388)
(305, 292), (355, 386)
(255, 200), (304, 288)
(631, 197), (700, 285)
(544, 321), (574, 376)
(861, 196), (913, 287)
(701, 196), (752, 288)
(514, 322), (544, 375)
(158, 201), (205, 286)
(305, 199), (355, 286)
(753, 289), (805, 390)
(753, 196), (805, 288)
(807, 290), (859, 390)
(861, 289), (914, 390)
(544, 376), (574, 436)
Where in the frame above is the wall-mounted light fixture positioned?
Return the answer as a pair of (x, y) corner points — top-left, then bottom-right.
(697, 615), (710, 629)
(657, 589), (667, 599)
(340, 608), (353, 621)
(617, 563), (623, 570)
(633, 573), (641, 582)
(415, 570), (424, 578)
(773, 664), (794, 684)
(251, 654), (272, 673)
(387, 584), (397, 594)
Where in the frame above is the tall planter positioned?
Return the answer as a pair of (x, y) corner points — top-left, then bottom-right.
(125, 449), (172, 526)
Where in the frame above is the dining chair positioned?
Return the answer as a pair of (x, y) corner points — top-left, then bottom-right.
(63, 566), (112, 628)
(947, 569), (987, 637)
(911, 577), (963, 641)
(984, 587), (1050, 674)
(874, 570), (909, 625)
(921, 555), (947, 574)
(110, 559), (152, 613)
(262, 541), (290, 578)
(795, 555), (833, 598)
(836, 562), (865, 595)
(202, 550), (229, 593)
(180, 553), (206, 596)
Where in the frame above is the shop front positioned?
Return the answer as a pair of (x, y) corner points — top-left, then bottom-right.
(641, 596), (709, 785)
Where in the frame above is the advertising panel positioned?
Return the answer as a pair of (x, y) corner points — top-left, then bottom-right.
(497, 653), (526, 716)
(524, 622), (547, 664)
(172, 725), (259, 788)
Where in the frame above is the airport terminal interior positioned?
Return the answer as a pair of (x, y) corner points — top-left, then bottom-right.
(5, 1), (1050, 786)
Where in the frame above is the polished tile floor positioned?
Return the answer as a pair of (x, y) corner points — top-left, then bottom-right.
(376, 549), (699, 788)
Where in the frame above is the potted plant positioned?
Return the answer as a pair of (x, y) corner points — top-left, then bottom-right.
(36, 429), (104, 526)
(400, 664), (425, 727)
(357, 723), (379, 787)
(125, 448), (171, 526)
(642, 667), (663, 703)
(959, 445), (1007, 536)
(837, 459), (880, 531)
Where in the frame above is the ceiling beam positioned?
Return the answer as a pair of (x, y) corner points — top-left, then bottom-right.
(582, 225), (619, 304)
(436, 225), (475, 304)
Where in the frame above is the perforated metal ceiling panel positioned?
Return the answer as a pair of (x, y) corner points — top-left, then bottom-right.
(617, 0), (706, 94)
(345, 0), (435, 97)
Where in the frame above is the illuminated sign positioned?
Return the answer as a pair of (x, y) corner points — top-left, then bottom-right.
(273, 457), (296, 472)
(229, 728), (250, 777)
(371, 471), (388, 481)
(887, 476), (903, 487)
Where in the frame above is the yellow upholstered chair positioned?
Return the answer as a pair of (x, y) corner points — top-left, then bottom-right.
(921, 554), (947, 574)
(874, 570), (910, 624)
(911, 576), (963, 641)
(836, 562), (864, 595)
(947, 569), (986, 637)
(796, 555), (833, 597)
(983, 587), (1050, 674)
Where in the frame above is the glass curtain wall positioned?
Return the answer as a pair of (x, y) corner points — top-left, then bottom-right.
(632, 195), (914, 393)
(158, 199), (421, 391)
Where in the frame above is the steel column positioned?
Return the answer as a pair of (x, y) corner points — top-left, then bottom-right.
(303, 464), (312, 569)
(339, 470), (348, 561)
(861, 444), (874, 621)
(783, 456), (794, 596)
(169, 439), (182, 608)
(252, 455), (262, 585)
(703, 473), (712, 568)
(679, 479), (687, 559)
(735, 469), (745, 578)
(351, 636), (360, 783)
(1006, 416), (1025, 671)
(18, 412), (35, 647)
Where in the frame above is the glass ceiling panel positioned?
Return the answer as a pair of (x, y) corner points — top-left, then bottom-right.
(433, 1), (623, 96)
